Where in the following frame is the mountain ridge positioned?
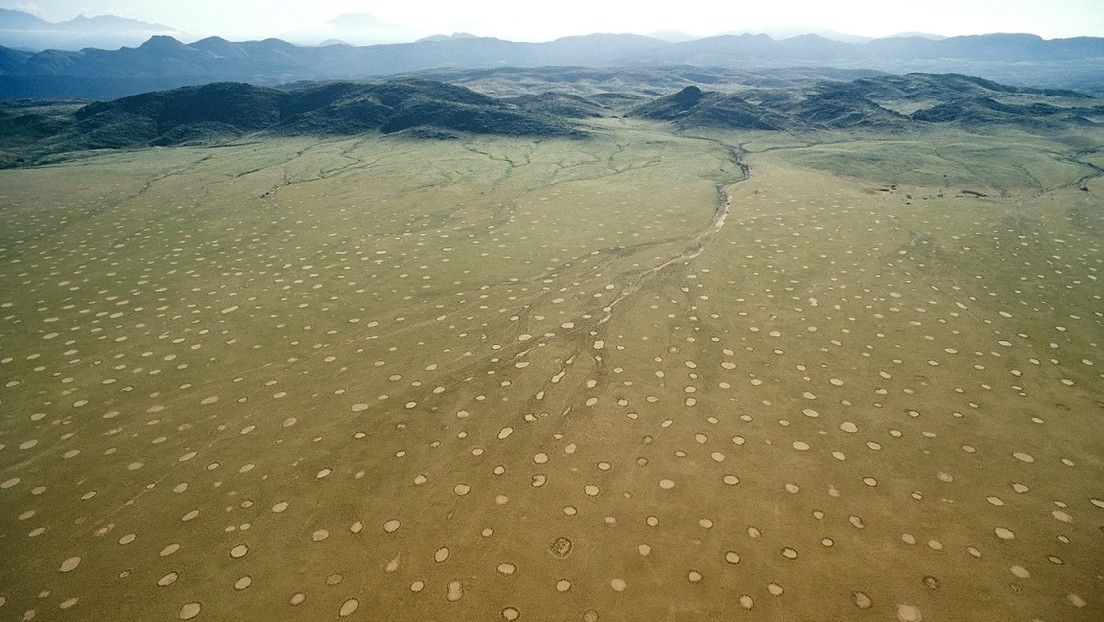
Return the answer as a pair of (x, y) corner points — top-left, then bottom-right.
(2, 31), (1102, 99)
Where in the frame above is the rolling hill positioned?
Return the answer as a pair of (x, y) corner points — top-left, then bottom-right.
(630, 73), (1104, 132)
(2, 71), (1102, 168)
(0, 79), (586, 167)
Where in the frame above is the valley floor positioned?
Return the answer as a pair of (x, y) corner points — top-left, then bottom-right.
(0, 122), (1101, 621)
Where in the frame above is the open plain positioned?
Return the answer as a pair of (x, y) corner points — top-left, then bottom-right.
(0, 117), (1102, 621)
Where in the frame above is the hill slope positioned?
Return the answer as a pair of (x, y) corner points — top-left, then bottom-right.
(3, 72), (1102, 168)
(0, 79), (585, 166)
(631, 73), (1104, 132)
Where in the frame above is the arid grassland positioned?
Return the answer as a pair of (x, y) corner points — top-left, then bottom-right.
(0, 120), (1101, 621)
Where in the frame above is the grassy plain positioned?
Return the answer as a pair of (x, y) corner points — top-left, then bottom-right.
(0, 120), (1101, 622)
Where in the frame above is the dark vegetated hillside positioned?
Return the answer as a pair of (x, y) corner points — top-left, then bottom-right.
(0, 110), (66, 141)
(503, 93), (611, 118)
(788, 87), (910, 130)
(906, 97), (1102, 129)
(273, 80), (494, 134)
(278, 94), (390, 134)
(631, 73), (1104, 133)
(634, 87), (784, 130)
(75, 82), (283, 133)
(632, 84), (901, 131)
(288, 80), (583, 137)
(0, 79), (587, 166)
(3, 71), (1102, 168)
(0, 45), (32, 72)
(691, 96), (784, 130)
(0, 99), (82, 148)
(632, 85), (706, 120)
(369, 80), (501, 108)
(379, 99), (573, 136)
(845, 73), (1090, 103)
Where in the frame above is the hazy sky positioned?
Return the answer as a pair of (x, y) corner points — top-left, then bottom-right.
(6, 0), (1104, 42)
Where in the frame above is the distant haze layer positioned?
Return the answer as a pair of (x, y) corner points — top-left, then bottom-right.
(4, 0), (1104, 44)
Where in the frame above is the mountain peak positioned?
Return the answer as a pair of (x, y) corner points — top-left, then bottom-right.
(65, 13), (165, 25)
(190, 36), (248, 57)
(0, 8), (50, 28)
(416, 32), (480, 43)
(139, 35), (187, 50)
(673, 85), (705, 106)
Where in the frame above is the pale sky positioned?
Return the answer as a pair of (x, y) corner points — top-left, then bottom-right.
(6, 0), (1104, 43)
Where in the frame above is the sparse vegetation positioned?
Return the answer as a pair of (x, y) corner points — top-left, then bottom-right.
(0, 67), (1101, 622)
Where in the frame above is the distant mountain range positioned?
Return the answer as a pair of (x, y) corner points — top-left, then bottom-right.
(1, 29), (1103, 100)
(0, 9), (176, 51)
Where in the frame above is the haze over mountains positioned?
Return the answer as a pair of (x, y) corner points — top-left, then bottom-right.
(1, 8), (1103, 99)
(0, 8), (175, 51)
(0, 8), (939, 51)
